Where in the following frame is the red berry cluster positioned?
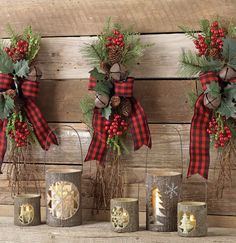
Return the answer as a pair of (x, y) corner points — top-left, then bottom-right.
(105, 114), (128, 139)
(106, 30), (125, 48)
(193, 21), (225, 56)
(207, 117), (232, 148)
(194, 34), (208, 56)
(209, 21), (224, 50)
(9, 120), (30, 147)
(4, 39), (29, 62)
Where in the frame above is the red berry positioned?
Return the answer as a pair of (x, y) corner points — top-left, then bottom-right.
(214, 143), (219, 148)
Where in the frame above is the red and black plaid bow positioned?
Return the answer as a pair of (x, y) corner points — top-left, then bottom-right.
(85, 77), (152, 163)
(0, 73), (58, 171)
(188, 72), (236, 179)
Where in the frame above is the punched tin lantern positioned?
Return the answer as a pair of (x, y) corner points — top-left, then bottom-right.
(110, 198), (139, 233)
(14, 194), (41, 226)
(178, 201), (207, 237)
(45, 125), (84, 227)
(46, 168), (82, 227)
(146, 172), (182, 232)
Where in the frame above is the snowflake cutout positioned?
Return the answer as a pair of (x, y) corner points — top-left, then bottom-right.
(165, 182), (178, 199)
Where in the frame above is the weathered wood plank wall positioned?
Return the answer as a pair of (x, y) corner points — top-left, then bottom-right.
(0, 0), (236, 221)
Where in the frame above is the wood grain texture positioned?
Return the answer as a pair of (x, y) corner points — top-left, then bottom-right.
(35, 34), (194, 80)
(0, 217), (236, 243)
(1, 123), (222, 169)
(38, 79), (195, 123)
(0, 0), (235, 36)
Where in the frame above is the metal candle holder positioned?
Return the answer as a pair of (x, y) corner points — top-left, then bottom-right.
(14, 194), (41, 226)
(146, 172), (182, 232)
(110, 198), (139, 233)
(178, 201), (207, 237)
(46, 168), (82, 227)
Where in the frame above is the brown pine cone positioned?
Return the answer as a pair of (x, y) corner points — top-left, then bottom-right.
(208, 48), (219, 58)
(110, 96), (121, 107)
(12, 53), (25, 63)
(108, 46), (123, 65)
(120, 98), (132, 117)
(100, 62), (111, 74)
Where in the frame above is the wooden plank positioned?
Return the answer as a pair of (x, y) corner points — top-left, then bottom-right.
(38, 79), (195, 123)
(0, 123), (196, 168)
(0, 216), (236, 243)
(0, 0), (235, 36)
(1, 123), (222, 168)
(35, 34), (194, 80)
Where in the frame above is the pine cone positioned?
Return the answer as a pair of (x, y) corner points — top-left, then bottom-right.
(120, 98), (132, 117)
(110, 96), (121, 107)
(208, 48), (219, 58)
(100, 62), (111, 74)
(12, 53), (25, 63)
(108, 46), (123, 65)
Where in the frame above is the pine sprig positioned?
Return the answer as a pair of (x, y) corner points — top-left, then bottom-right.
(82, 18), (152, 69)
(199, 19), (211, 36)
(179, 25), (197, 40)
(6, 24), (20, 47)
(0, 93), (15, 120)
(179, 49), (223, 77)
(22, 26), (41, 62)
(80, 95), (95, 128)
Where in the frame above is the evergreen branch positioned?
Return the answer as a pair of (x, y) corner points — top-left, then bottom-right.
(23, 26), (41, 62)
(179, 25), (197, 40)
(80, 95), (95, 128)
(179, 49), (223, 77)
(227, 22), (236, 37)
(199, 19), (210, 36)
(5, 24), (20, 47)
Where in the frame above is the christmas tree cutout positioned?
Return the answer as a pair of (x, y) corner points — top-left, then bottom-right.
(151, 187), (166, 225)
(179, 213), (194, 233)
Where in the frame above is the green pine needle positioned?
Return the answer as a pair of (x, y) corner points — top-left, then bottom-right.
(179, 49), (223, 77)
(0, 93), (15, 120)
(82, 18), (152, 69)
(179, 25), (197, 40)
(80, 95), (95, 128)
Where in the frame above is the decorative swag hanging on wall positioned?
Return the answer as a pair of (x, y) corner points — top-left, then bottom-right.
(81, 19), (152, 209)
(179, 19), (236, 196)
(0, 26), (57, 189)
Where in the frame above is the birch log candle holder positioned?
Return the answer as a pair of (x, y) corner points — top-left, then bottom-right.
(146, 172), (182, 232)
(14, 194), (41, 226)
(178, 201), (207, 237)
(110, 198), (139, 232)
(46, 168), (82, 227)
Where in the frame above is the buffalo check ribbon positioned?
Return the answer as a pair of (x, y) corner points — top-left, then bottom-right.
(188, 71), (236, 179)
(0, 72), (58, 171)
(85, 77), (152, 163)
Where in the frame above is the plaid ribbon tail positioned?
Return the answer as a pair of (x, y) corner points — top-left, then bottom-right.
(24, 99), (58, 150)
(188, 94), (212, 179)
(130, 98), (152, 150)
(84, 109), (107, 163)
(0, 119), (7, 173)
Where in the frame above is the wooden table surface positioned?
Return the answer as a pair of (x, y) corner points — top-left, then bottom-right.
(0, 217), (235, 243)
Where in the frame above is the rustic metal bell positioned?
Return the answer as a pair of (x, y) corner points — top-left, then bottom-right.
(203, 93), (221, 110)
(219, 66), (236, 81)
